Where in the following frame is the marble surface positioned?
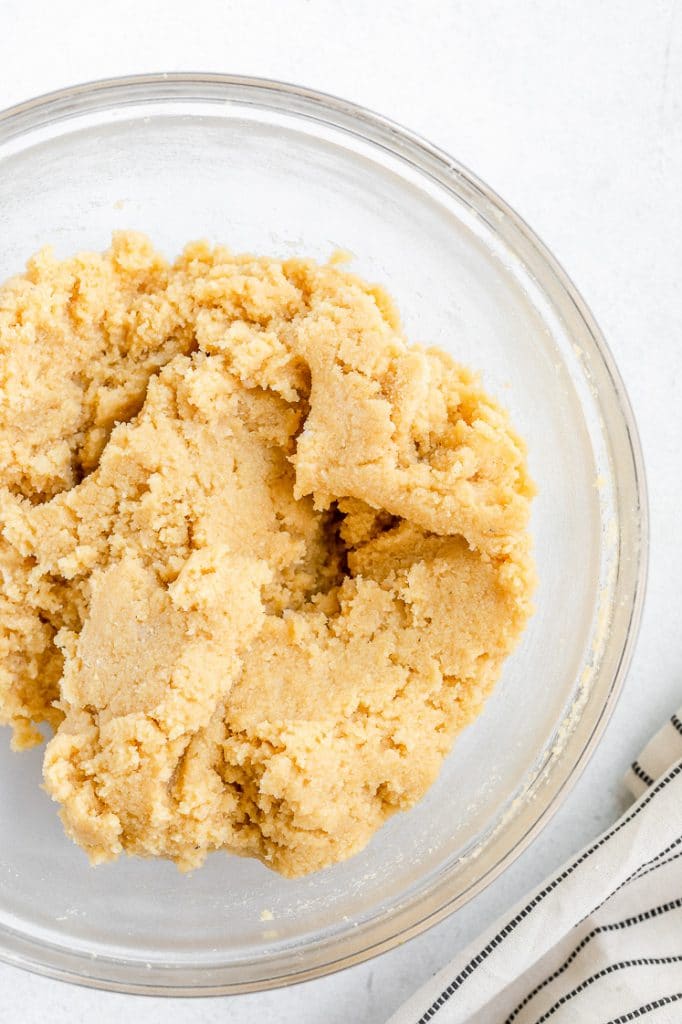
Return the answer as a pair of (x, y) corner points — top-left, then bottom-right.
(0, 1), (680, 1020)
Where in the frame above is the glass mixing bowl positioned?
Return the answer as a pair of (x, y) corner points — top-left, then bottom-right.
(0, 74), (647, 995)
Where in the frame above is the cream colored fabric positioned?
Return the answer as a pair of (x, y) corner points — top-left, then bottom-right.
(389, 709), (682, 1024)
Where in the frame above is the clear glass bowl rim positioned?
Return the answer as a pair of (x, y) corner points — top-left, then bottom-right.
(0, 72), (648, 997)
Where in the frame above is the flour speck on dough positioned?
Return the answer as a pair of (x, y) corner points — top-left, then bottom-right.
(0, 234), (535, 877)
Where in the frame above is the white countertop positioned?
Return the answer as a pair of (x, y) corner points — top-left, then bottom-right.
(0, 1), (680, 1020)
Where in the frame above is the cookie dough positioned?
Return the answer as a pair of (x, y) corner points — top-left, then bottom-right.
(0, 234), (535, 876)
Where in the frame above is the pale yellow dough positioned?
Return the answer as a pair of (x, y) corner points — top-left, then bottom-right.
(0, 233), (535, 876)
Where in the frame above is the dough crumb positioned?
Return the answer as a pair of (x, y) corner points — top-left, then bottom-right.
(0, 234), (535, 877)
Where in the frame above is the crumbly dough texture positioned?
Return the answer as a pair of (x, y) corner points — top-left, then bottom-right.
(0, 234), (535, 876)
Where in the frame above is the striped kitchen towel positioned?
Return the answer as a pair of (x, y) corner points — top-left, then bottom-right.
(626, 711), (682, 799)
(389, 707), (682, 1024)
